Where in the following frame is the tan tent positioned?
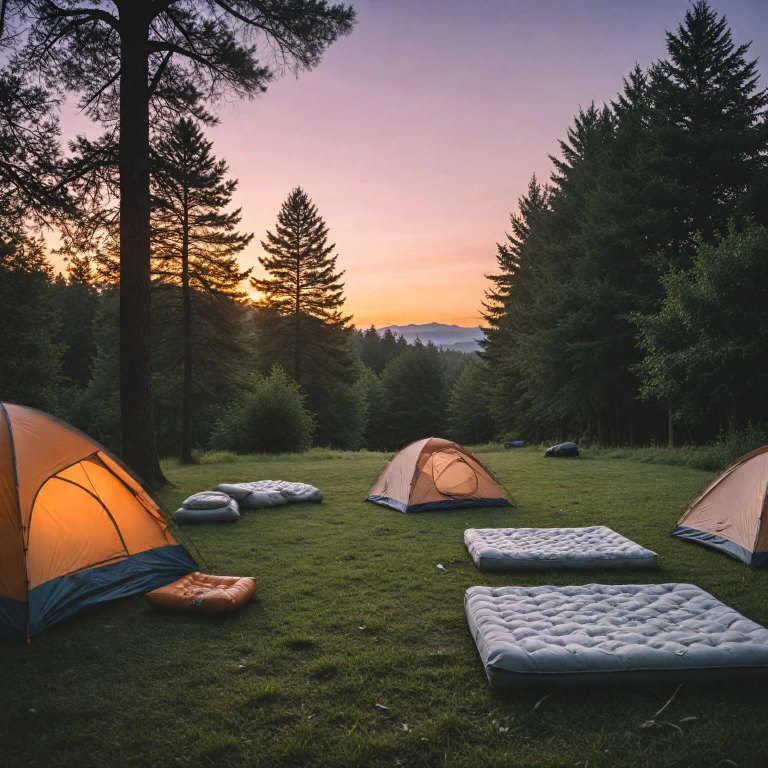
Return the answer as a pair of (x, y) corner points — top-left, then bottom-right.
(366, 437), (512, 513)
(672, 446), (768, 566)
(0, 403), (197, 639)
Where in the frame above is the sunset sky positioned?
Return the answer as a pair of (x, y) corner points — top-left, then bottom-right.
(57, 0), (768, 329)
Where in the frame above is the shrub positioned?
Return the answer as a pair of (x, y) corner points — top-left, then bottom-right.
(210, 366), (315, 454)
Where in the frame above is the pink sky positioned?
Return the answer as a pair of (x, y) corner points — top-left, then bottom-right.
(56, 0), (768, 328)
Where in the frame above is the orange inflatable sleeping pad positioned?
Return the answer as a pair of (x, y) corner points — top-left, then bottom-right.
(145, 572), (257, 613)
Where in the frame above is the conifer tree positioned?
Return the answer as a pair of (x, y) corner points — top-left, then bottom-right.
(52, 255), (99, 390)
(151, 118), (253, 462)
(358, 325), (386, 373)
(0, 67), (67, 234)
(252, 187), (351, 386)
(356, 325), (409, 374)
(0, 234), (63, 410)
(8, 0), (355, 487)
(480, 174), (550, 437)
(647, 0), (768, 266)
(448, 361), (495, 445)
(380, 341), (448, 449)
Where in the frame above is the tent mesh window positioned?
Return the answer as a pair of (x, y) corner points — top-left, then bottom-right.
(418, 449), (479, 500)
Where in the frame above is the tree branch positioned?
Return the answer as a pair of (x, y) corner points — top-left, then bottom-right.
(148, 51), (172, 98)
(39, 3), (120, 32)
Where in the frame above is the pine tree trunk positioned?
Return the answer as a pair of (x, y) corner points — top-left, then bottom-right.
(294, 250), (301, 385)
(180, 191), (193, 464)
(597, 412), (604, 447)
(118, 7), (167, 488)
(294, 310), (301, 385)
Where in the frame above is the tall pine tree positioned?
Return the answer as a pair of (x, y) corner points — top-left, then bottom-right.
(11, 0), (355, 487)
(480, 174), (550, 438)
(647, 0), (768, 267)
(252, 187), (351, 386)
(151, 118), (253, 462)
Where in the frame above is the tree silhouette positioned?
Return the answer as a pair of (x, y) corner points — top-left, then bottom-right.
(7, 0), (355, 486)
(648, 0), (768, 265)
(0, 68), (67, 234)
(252, 186), (350, 385)
(151, 118), (253, 463)
(0, 235), (63, 410)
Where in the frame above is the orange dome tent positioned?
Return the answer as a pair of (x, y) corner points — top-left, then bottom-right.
(672, 446), (768, 566)
(0, 403), (197, 639)
(366, 437), (512, 513)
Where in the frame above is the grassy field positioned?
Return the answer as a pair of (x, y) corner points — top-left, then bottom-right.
(3, 447), (768, 767)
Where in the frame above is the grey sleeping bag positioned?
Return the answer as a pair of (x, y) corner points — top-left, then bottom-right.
(174, 491), (240, 523)
(214, 480), (323, 510)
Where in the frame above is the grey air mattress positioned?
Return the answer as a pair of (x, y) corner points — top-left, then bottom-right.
(214, 480), (323, 509)
(465, 583), (768, 689)
(464, 526), (658, 571)
(174, 491), (240, 523)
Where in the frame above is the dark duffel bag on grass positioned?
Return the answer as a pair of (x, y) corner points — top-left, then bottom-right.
(544, 441), (579, 458)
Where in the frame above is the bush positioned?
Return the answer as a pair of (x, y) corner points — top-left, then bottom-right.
(210, 366), (315, 454)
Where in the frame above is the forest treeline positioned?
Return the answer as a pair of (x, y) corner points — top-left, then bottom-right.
(0, 38), (475, 459)
(481, 1), (768, 448)
(3, 245), (478, 457)
(3, 1), (768, 464)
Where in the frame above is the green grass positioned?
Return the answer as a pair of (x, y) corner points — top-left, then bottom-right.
(3, 450), (768, 767)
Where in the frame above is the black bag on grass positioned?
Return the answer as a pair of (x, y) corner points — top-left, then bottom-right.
(545, 441), (579, 458)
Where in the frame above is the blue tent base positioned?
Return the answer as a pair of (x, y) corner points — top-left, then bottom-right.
(366, 494), (512, 514)
(26, 544), (198, 637)
(0, 595), (27, 638)
(671, 526), (768, 567)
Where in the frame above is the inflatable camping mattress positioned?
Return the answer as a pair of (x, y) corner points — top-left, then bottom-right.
(465, 583), (768, 689)
(214, 480), (322, 509)
(174, 491), (240, 523)
(464, 526), (658, 571)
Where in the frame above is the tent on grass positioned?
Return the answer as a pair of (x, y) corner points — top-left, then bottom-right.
(0, 402), (197, 639)
(366, 437), (512, 513)
(672, 446), (768, 566)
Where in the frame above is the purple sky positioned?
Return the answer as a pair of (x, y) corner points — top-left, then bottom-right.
(57, 0), (768, 328)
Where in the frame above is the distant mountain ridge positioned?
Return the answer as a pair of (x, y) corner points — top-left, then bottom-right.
(379, 323), (484, 352)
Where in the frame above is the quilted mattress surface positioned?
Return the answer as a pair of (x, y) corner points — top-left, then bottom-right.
(215, 480), (323, 509)
(464, 526), (658, 570)
(465, 583), (768, 689)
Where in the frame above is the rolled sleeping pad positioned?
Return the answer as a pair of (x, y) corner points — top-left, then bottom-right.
(544, 441), (579, 458)
(174, 491), (240, 522)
